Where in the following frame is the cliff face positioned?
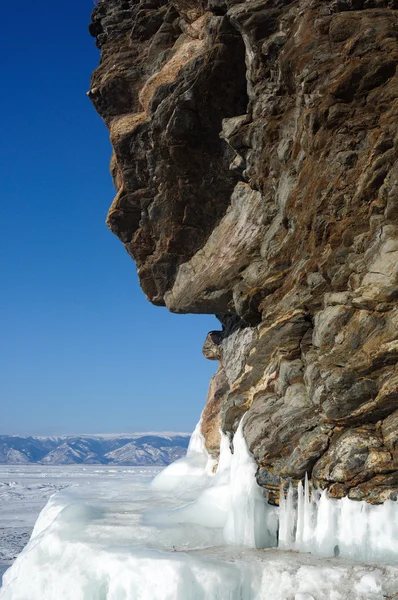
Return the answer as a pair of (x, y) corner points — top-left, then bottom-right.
(89, 0), (398, 504)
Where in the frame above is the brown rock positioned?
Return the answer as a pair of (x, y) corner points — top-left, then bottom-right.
(312, 428), (396, 488)
(90, 0), (398, 502)
(202, 331), (223, 361)
(382, 409), (398, 459)
(201, 366), (229, 457)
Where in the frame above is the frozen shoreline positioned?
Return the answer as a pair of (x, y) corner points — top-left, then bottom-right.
(1, 472), (398, 599)
(0, 465), (161, 583)
(1, 427), (398, 599)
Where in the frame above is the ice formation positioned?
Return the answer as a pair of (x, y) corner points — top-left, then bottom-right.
(279, 476), (398, 563)
(1, 420), (398, 599)
(150, 418), (277, 548)
(135, 416), (398, 559)
(150, 418), (216, 498)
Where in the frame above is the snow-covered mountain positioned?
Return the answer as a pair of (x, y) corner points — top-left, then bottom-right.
(0, 434), (190, 466)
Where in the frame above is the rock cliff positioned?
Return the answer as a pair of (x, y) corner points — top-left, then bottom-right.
(89, 0), (398, 504)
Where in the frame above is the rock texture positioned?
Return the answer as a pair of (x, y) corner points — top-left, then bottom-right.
(90, 0), (398, 503)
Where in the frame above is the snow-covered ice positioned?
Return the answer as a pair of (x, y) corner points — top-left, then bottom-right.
(1, 423), (398, 599)
(0, 465), (160, 579)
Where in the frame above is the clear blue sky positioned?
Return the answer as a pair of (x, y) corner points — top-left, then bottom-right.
(0, 0), (218, 435)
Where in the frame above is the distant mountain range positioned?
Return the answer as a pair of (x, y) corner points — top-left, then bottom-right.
(0, 433), (190, 466)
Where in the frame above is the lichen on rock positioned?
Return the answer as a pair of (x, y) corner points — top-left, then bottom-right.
(90, 0), (398, 504)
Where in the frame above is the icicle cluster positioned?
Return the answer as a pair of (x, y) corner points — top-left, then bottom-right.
(152, 417), (398, 562)
(279, 475), (398, 562)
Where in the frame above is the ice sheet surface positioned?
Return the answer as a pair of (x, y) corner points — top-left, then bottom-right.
(0, 465), (160, 578)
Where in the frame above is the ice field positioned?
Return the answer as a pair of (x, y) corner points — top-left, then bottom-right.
(0, 465), (161, 579)
(1, 423), (398, 599)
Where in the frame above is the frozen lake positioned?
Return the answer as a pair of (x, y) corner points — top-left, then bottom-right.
(0, 464), (161, 579)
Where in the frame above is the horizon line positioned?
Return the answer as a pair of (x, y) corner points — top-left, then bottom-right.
(0, 431), (192, 438)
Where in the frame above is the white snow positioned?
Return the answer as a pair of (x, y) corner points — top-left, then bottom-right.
(1, 423), (398, 600)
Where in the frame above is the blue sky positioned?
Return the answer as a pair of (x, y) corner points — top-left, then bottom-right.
(0, 0), (218, 435)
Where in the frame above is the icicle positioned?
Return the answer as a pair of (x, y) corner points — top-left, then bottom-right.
(295, 480), (304, 550)
(278, 482), (295, 551)
(304, 475), (312, 551)
(216, 430), (233, 475)
(278, 482), (287, 549)
(223, 418), (278, 548)
(313, 490), (339, 557)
